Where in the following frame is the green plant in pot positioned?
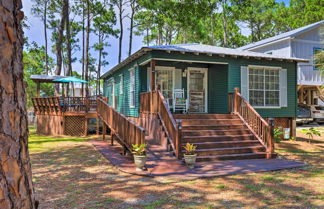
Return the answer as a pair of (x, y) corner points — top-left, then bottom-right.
(132, 144), (147, 171)
(183, 143), (197, 169)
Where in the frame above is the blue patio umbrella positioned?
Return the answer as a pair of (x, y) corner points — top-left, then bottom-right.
(53, 76), (88, 83)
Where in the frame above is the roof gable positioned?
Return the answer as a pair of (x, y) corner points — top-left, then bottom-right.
(238, 20), (324, 50)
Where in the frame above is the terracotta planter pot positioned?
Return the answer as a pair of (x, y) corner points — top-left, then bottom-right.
(184, 154), (197, 168)
(134, 155), (147, 171)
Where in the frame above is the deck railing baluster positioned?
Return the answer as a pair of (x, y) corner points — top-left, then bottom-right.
(231, 88), (275, 159)
(97, 98), (145, 153)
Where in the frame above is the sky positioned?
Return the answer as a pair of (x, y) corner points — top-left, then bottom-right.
(23, 0), (144, 75)
(22, 0), (290, 75)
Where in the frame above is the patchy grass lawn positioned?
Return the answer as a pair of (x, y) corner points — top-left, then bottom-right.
(29, 127), (324, 209)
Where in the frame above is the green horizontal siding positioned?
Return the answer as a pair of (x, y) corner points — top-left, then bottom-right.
(208, 64), (228, 113)
(227, 60), (296, 118)
(103, 54), (151, 117)
(104, 50), (297, 118)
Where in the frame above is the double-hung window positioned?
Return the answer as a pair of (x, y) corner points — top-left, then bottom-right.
(129, 69), (135, 108)
(241, 65), (287, 108)
(248, 67), (280, 107)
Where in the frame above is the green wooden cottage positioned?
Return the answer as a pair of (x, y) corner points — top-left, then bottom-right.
(100, 44), (307, 161)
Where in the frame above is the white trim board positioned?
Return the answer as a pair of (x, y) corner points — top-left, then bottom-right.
(187, 67), (208, 113)
(139, 58), (228, 66)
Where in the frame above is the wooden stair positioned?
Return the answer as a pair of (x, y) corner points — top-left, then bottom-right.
(174, 114), (267, 161)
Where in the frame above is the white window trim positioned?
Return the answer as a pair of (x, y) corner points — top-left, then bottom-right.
(107, 78), (115, 108)
(247, 66), (282, 109)
(129, 68), (135, 108)
(187, 67), (208, 113)
(155, 66), (175, 96)
(119, 74), (123, 94)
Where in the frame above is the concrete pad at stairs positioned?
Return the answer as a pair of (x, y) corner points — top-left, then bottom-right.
(91, 139), (306, 179)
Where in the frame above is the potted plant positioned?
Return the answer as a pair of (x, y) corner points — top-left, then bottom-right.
(183, 143), (197, 168)
(132, 144), (147, 171)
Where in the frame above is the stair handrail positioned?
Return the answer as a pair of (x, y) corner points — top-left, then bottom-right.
(232, 88), (275, 159)
(97, 97), (146, 152)
(141, 90), (182, 158)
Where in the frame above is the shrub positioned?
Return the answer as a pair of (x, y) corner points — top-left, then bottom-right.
(274, 127), (283, 143)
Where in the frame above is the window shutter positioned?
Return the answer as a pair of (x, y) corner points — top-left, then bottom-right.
(240, 66), (248, 101)
(174, 68), (182, 89)
(280, 68), (288, 107)
(147, 67), (151, 91)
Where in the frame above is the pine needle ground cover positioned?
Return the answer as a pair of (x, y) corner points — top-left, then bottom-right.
(29, 127), (324, 209)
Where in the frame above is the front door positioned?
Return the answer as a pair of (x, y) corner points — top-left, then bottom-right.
(187, 67), (208, 113)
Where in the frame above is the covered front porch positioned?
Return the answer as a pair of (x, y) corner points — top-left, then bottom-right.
(140, 59), (229, 114)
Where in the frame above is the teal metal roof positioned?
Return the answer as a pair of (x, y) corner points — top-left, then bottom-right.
(101, 43), (308, 78)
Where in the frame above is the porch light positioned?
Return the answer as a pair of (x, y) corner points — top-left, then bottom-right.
(183, 69), (187, 77)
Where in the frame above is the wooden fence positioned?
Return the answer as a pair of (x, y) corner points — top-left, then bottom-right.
(97, 98), (146, 152)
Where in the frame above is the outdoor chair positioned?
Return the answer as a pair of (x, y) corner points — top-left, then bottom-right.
(172, 89), (188, 113)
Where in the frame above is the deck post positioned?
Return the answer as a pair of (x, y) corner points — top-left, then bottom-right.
(267, 118), (275, 159)
(96, 116), (99, 135)
(298, 86), (304, 103)
(176, 120), (182, 159)
(84, 118), (88, 136)
(150, 59), (156, 114)
(102, 123), (106, 140)
(233, 87), (240, 113)
(291, 118), (296, 138)
(36, 82), (40, 97)
(150, 59), (156, 91)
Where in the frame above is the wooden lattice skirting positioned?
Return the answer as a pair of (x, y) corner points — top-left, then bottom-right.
(64, 116), (86, 136)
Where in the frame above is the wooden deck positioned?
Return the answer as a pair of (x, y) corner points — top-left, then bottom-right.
(32, 96), (103, 136)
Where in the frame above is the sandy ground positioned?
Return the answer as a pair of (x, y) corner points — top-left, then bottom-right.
(29, 128), (324, 209)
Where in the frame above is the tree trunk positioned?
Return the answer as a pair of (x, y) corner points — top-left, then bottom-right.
(44, 0), (48, 74)
(65, 0), (72, 77)
(97, 34), (102, 95)
(128, 1), (135, 57)
(222, 1), (228, 47)
(85, 0), (90, 96)
(65, 0), (72, 97)
(146, 27), (149, 46)
(55, 0), (68, 95)
(118, 0), (123, 63)
(81, 2), (85, 97)
(0, 1), (36, 208)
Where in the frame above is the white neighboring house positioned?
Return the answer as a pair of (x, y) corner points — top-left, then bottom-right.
(73, 83), (96, 97)
(238, 20), (324, 106)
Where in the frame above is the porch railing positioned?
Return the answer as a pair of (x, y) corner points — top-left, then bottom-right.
(140, 91), (182, 158)
(139, 92), (151, 113)
(32, 97), (62, 115)
(32, 96), (98, 115)
(231, 88), (275, 158)
(97, 98), (146, 152)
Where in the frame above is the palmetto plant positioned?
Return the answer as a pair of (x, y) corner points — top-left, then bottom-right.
(273, 127), (283, 143)
(302, 128), (321, 143)
(131, 144), (146, 156)
(183, 143), (197, 155)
